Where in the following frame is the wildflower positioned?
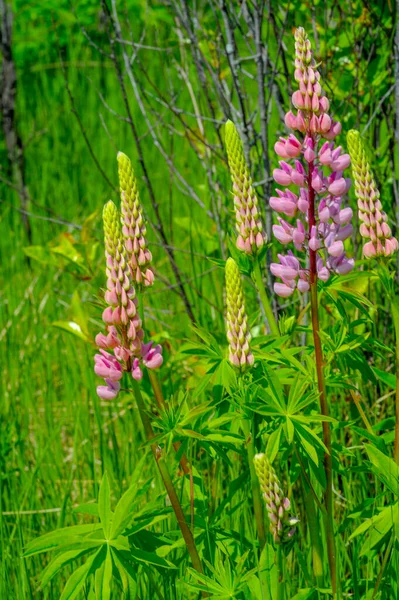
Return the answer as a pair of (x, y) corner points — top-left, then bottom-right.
(225, 121), (265, 254)
(225, 257), (254, 368)
(94, 350), (123, 400)
(94, 198), (162, 398)
(270, 27), (354, 297)
(253, 453), (299, 543)
(347, 130), (398, 258)
(117, 151), (154, 287)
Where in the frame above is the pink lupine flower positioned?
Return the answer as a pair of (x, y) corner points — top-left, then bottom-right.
(269, 27), (354, 297)
(142, 342), (163, 369)
(97, 379), (121, 401)
(94, 197), (163, 400)
(94, 350), (123, 381)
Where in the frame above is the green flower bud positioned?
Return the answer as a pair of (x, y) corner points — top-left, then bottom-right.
(225, 258), (254, 368)
(347, 130), (398, 258)
(225, 121), (265, 255)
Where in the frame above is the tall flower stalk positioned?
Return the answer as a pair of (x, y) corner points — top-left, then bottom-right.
(225, 257), (266, 548)
(93, 154), (203, 577)
(347, 130), (399, 463)
(225, 121), (279, 337)
(269, 27), (355, 593)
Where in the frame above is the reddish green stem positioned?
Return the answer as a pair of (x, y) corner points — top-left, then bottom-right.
(307, 154), (337, 595)
(132, 380), (204, 579)
(148, 370), (191, 475)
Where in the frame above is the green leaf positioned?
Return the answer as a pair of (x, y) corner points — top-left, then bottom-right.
(262, 365), (286, 410)
(98, 473), (111, 537)
(360, 504), (399, 555)
(73, 503), (99, 517)
(129, 547), (176, 569)
(52, 321), (91, 343)
(24, 524), (103, 557)
(23, 245), (59, 266)
(111, 548), (137, 596)
(372, 367), (396, 390)
(266, 426), (282, 463)
(41, 548), (88, 588)
(205, 432), (243, 445)
(109, 483), (139, 540)
(290, 590), (317, 600)
(60, 549), (100, 600)
(95, 546), (113, 600)
(365, 445), (399, 497)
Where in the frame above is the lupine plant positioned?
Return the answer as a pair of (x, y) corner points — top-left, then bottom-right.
(22, 24), (399, 600)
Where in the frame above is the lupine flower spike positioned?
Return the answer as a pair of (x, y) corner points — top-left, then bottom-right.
(225, 121), (265, 254)
(347, 130), (398, 258)
(225, 258), (254, 368)
(117, 151), (155, 287)
(270, 27), (354, 297)
(94, 198), (162, 399)
(253, 453), (299, 543)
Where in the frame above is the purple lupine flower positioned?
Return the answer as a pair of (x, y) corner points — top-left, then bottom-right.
(94, 350), (123, 400)
(270, 28), (354, 297)
(94, 349), (124, 381)
(131, 342), (163, 381)
(97, 380), (121, 401)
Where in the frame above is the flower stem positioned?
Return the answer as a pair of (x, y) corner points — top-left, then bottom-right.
(132, 380), (204, 577)
(253, 259), (280, 336)
(243, 417), (266, 549)
(308, 157), (337, 596)
(147, 370), (191, 476)
(276, 545), (285, 600)
(303, 486), (324, 588)
(391, 298), (399, 464)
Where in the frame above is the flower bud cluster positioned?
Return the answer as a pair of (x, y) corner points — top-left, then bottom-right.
(118, 152), (154, 287)
(225, 258), (254, 368)
(225, 121), (265, 255)
(347, 130), (398, 258)
(253, 453), (299, 543)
